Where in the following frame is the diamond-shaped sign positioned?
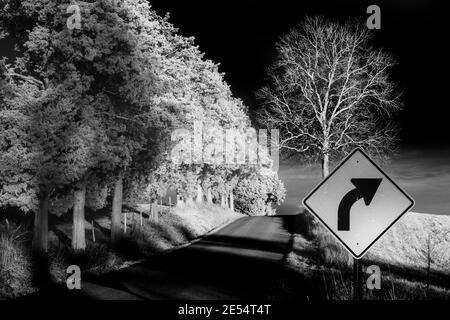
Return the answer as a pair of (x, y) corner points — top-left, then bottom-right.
(303, 149), (414, 259)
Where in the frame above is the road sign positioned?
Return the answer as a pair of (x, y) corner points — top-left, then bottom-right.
(303, 148), (414, 259)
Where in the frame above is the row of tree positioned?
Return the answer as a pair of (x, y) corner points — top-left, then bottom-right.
(0, 0), (284, 252)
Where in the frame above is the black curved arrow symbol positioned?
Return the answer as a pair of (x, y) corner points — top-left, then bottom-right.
(338, 178), (382, 231)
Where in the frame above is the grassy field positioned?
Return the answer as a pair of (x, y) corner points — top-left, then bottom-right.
(367, 212), (450, 275)
(0, 203), (241, 299)
(275, 210), (450, 300)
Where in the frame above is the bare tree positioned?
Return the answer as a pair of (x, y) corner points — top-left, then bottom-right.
(419, 233), (438, 298)
(419, 230), (450, 298)
(258, 16), (402, 178)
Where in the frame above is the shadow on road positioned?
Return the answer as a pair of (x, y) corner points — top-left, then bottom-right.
(24, 215), (302, 300)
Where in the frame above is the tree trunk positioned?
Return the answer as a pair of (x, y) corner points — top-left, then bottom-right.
(72, 186), (86, 250)
(196, 185), (203, 203)
(426, 235), (431, 298)
(111, 175), (123, 244)
(426, 251), (431, 298)
(32, 191), (50, 252)
(206, 188), (212, 204)
(229, 192), (234, 211)
(220, 194), (226, 208)
(322, 153), (330, 178)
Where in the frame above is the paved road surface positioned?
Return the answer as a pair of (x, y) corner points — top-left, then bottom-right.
(29, 215), (295, 300)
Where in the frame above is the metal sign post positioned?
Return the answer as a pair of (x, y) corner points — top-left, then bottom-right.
(353, 258), (363, 300)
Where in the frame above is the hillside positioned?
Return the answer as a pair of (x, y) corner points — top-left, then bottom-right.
(366, 212), (450, 275)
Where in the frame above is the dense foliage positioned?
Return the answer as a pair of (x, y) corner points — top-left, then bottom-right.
(0, 0), (285, 252)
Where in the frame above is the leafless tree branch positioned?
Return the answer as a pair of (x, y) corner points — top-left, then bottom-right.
(257, 16), (402, 176)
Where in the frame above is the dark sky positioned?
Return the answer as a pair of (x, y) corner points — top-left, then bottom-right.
(149, 0), (449, 147)
(0, 1), (447, 147)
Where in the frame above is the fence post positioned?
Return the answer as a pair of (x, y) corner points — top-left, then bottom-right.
(230, 192), (234, 211)
(91, 220), (96, 243)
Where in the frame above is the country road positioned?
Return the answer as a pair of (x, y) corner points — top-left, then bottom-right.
(27, 215), (297, 300)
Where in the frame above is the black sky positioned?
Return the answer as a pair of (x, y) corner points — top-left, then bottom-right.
(149, 0), (449, 147)
(0, 1), (448, 146)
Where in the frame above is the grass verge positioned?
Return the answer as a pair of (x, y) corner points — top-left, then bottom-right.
(271, 210), (450, 300)
(0, 203), (241, 299)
